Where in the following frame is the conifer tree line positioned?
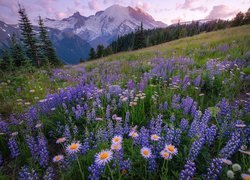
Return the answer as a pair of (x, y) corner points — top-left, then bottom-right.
(0, 4), (60, 71)
(88, 8), (250, 60)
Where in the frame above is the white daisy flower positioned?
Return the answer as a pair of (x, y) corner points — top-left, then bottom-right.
(129, 131), (139, 138)
(111, 143), (122, 151)
(66, 142), (82, 154)
(165, 144), (178, 155)
(140, 147), (152, 159)
(95, 150), (113, 165)
(112, 135), (123, 144)
(160, 150), (172, 160)
(53, 155), (64, 162)
(150, 134), (161, 141)
(56, 137), (66, 144)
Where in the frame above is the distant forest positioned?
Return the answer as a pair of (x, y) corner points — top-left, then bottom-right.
(88, 8), (250, 60)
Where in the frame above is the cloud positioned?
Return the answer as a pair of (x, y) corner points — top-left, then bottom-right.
(88, 0), (102, 11)
(177, 0), (198, 9)
(135, 1), (152, 11)
(56, 12), (67, 19)
(190, 6), (207, 12)
(206, 5), (238, 19)
(103, 0), (124, 4)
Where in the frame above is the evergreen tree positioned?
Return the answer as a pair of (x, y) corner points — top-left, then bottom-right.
(0, 51), (14, 71)
(231, 12), (244, 26)
(243, 8), (250, 24)
(134, 22), (146, 50)
(38, 16), (60, 66)
(10, 34), (26, 67)
(96, 44), (105, 58)
(88, 48), (96, 60)
(18, 4), (40, 67)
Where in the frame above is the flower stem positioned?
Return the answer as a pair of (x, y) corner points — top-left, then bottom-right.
(76, 155), (85, 180)
(107, 163), (114, 180)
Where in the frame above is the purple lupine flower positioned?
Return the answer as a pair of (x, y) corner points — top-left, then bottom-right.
(180, 160), (196, 180)
(107, 119), (114, 138)
(26, 135), (39, 161)
(165, 126), (175, 144)
(194, 75), (201, 87)
(81, 137), (90, 155)
(219, 130), (242, 159)
(73, 125), (78, 135)
(123, 112), (130, 134)
(19, 166), (39, 180)
(205, 124), (217, 146)
(190, 101), (198, 117)
(180, 119), (189, 132)
(114, 121), (123, 135)
(88, 163), (105, 180)
(173, 128), (182, 146)
(37, 134), (49, 167)
(8, 137), (20, 158)
(148, 156), (157, 172)
(171, 94), (181, 109)
(182, 75), (190, 90)
(203, 158), (224, 179)
(139, 127), (150, 147)
(188, 137), (205, 161)
(170, 114), (176, 123)
(43, 167), (54, 180)
(181, 96), (193, 115)
(106, 105), (111, 120)
(188, 110), (201, 137)
(0, 121), (9, 134)
(63, 125), (71, 140)
(127, 79), (134, 90)
(163, 101), (168, 110)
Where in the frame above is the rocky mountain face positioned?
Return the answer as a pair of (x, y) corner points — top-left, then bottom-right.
(0, 5), (166, 64)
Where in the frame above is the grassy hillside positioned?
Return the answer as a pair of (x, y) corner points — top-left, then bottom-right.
(0, 25), (249, 179)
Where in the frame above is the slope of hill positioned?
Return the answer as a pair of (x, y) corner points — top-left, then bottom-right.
(78, 25), (250, 67)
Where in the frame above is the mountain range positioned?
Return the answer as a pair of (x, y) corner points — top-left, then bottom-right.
(0, 5), (166, 64)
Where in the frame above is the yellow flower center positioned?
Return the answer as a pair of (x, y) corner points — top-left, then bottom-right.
(168, 145), (175, 152)
(70, 144), (78, 150)
(152, 135), (158, 139)
(100, 152), (109, 160)
(143, 150), (149, 155)
(114, 145), (119, 149)
(163, 152), (169, 157)
(243, 176), (250, 180)
(121, 169), (127, 175)
(114, 138), (120, 142)
(55, 156), (61, 161)
(132, 132), (137, 137)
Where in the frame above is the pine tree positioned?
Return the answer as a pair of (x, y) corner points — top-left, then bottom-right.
(10, 34), (26, 67)
(0, 51), (14, 71)
(88, 48), (96, 60)
(96, 45), (105, 58)
(38, 16), (60, 66)
(231, 12), (244, 26)
(134, 22), (146, 50)
(18, 4), (40, 67)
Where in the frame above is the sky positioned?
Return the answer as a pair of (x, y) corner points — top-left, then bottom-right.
(0, 0), (249, 25)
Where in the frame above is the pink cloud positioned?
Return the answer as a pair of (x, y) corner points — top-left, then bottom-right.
(206, 5), (238, 19)
(177, 0), (198, 9)
(135, 1), (152, 11)
(88, 0), (102, 11)
(56, 12), (67, 19)
(171, 17), (186, 24)
(190, 6), (207, 12)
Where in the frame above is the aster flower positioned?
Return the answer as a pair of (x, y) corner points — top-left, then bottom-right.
(151, 134), (161, 141)
(53, 155), (64, 163)
(66, 142), (82, 155)
(95, 150), (113, 165)
(112, 135), (123, 144)
(56, 137), (66, 144)
(241, 173), (250, 180)
(129, 131), (139, 138)
(140, 147), (152, 159)
(160, 150), (172, 160)
(165, 144), (178, 155)
(111, 143), (122, 151)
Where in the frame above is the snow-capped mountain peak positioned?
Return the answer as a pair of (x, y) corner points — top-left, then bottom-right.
(44, 5), (166, 47)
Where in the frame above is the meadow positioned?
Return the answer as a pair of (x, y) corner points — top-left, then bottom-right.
(0, 25), (250, 179)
